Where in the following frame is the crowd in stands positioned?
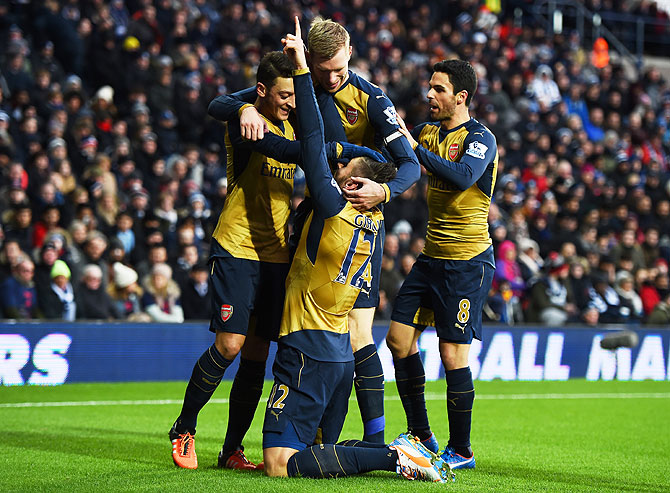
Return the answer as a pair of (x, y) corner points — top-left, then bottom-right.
(0, 0), (669, 326)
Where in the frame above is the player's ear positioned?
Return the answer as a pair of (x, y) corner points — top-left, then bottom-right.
(458, 90), (468, 105)
(256, 82), (266, 98)
(348, 44), (353, 58)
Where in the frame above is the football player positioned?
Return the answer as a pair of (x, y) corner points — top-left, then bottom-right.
(388, 59), (498, 470)
(211, 17), (421, 447)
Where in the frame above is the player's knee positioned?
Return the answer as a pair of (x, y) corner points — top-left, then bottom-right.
(214, 333), (245, 360)
(385, 330), (411, 358)
(440, 343), (469, 370)
(263, 451), (289, 477)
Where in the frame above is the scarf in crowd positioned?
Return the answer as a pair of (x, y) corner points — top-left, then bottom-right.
(52, 282), (76, 321)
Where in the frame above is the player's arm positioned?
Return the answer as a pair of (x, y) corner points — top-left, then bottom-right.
(414, 129), (497, 190)
(207, 87), (266, 140)
(229, 121), (381, 165)
(284, 18), (344, 218)
(207, 87), (256, 120)
(343, 93), (420, 210)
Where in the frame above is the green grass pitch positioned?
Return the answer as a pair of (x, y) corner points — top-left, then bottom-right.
(2, 379), (669, 492)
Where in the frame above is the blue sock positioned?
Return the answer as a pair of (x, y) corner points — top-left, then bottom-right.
(394, 352), (431, 440)
(222, 358), (266, 453)
(446, 367), (474, 456)
(287, 443), (397, 478)
(177, 344), (232, 433)
(354, 344), (385, 443)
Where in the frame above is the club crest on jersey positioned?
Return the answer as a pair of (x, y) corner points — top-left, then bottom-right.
(220, 304), (233, 322)
(448, 143), (460, 160)
(346, 108), (358, 125)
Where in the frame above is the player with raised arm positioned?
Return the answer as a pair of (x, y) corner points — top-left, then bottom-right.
(208, 17), (422, 448)
(260, 18), (452, 483)
(387, 59), (498, 470)
(169, 50), (379, 471)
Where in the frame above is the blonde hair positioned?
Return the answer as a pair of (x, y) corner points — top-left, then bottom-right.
(308, 17), (349, 59)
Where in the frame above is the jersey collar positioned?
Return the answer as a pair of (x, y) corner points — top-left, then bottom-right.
(438, 117), (474, 142)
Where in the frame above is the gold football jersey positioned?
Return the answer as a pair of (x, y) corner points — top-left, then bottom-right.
(279, 203), (383, 361)
(414, 120), (498, 261)
(212, 116), (296, 263)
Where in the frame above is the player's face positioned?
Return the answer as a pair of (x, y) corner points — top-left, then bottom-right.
(309, 45), (351, 93)
(333, 158), (365, 190)
(261, 77), (295, 122)
(426, 72), (465, 122)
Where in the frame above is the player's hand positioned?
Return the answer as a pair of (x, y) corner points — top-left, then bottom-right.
(282, 16), (307, 70)
(240, 106), (267, 141)
(342, 177), (386, 211)
(397, 115), (418, 150)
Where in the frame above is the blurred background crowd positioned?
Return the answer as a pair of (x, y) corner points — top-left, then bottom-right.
(1, 0), (670, 326)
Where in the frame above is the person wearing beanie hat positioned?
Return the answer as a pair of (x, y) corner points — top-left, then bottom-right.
(141, 262), (183, 323)
(50, 259), (71, 280)
(38, 259), (76, 321)
(107, 262), (149, 321)
(113, 261), (138, 289)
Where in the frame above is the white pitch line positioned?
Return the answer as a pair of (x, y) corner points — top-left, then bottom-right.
(2, 392), (670, 408)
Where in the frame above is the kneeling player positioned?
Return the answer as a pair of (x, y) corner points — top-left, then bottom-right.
(261, 19), (452, 483)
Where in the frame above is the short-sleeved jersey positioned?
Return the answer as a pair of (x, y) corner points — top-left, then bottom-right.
(280, 203), (383, 362)
(211, 115), (296, 263)
(413, 118), (498, 262)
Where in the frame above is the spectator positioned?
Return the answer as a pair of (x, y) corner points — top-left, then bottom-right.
(587, 273), (636, 324)
(108, 261), (147, 321)
(529, 64), (561, 111)
(0, 238), (23, 283)
(141, 262), (183, 322)
(581, 304), (601, 327)
(494, 240), (525, 297)
(517, 237), (543, 282)
(35, 241), (60, 311)
(113, 211), (136, 258)
(392, 220), (413, 256)
(76, 264), (118, 320)
(174, 243), (199, 289)
(568, 258), (594, 312)
(40, 260), (76, 321)
(526, 253), (577, 325)
(484, 280), (524, 325)
(609, 228), (646, 272)
(180, 263), (211, 320)
(0, 257), (39, 319)
(5, 203), (34, 253)
(614, 270), (644, 320)
(82, 231), (109, 286)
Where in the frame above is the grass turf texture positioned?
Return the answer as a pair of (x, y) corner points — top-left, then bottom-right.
(2, 380), (669, 492)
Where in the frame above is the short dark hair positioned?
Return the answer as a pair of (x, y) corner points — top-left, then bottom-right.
(433, 59), (477, 106)
(256, 51), (294, 88)
(353, 157), (397, 184)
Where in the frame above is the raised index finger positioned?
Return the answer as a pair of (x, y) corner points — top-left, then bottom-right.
(294, 15), (301, 38)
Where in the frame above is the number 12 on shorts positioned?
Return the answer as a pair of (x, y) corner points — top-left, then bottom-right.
(267, 383), (289, 410)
